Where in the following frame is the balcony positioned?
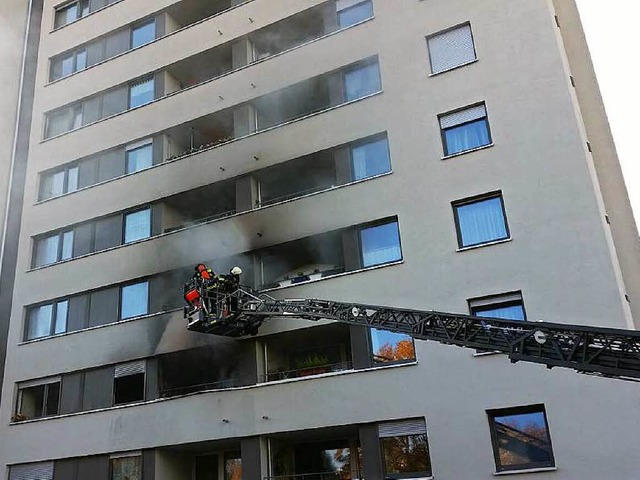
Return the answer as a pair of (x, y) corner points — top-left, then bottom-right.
(156, 440), (243, 480)
(264, 324), (353, 382)
(268, 426), (363, 480)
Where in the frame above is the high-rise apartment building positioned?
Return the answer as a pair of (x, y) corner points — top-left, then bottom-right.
(1, 0), (640, 479)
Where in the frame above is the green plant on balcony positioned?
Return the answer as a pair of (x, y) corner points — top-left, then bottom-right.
(295, 353), (330, 376)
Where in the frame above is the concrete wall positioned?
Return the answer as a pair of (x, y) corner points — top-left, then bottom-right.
(2, 0), (640, 479)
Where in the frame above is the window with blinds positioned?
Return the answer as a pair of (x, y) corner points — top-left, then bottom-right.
(427, 23), (477, 74)
(9, 462), (54, 480)
(113, 360), (146, 405)
(439, 103), (492, 156)
(378, 419), (432, 479)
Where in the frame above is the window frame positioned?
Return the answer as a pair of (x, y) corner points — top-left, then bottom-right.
(426, 22), (478, 76)
(368, 328), (416, 366)
(123, 207), (152, 244)
(15, 378), (61, 420)
(119, 280), (150, 320)
(342, 58), (382, 102)
(50, 47), (88, 81)
(33, 229), (75, 267)
(349, 133), (392, 181)
(109, 452), (143, 480)
(469, 291), (527, 321)
(439, 102), (492, 157)
(113, 363), (146, 406)
(452, 191), (510, 249)
(128, 77), (156, 109)
(487, 404), (556, 473)
(54, 0), (89, 29)
(337, 0), (374, 29)
(130, 18), (157, 49)
(125, 140), (154, 173)
(25, 299), (70, 341)
(358, 218), (403, 268)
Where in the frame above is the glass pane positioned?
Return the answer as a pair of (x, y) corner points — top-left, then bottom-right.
(61, 231), (74, 260)
(492, 411), (553, 470)
(19, 385), (46, 419)
(338, 1), (374, 28)
(67, 166), (79, 193)
(456, 197), (508, 247)
(443, 118), (490, 155)
(111, 456), (142, 480)
(61, 55), (74, 77)
(382, 434), (431, 476)
(41, 171), (65, 199)
(80, 0), (89, 16)
(124, 208), (151, 243)
(224, 453), (242, 480)
(360, 221), (401, 267)
(72, 106), (83, 129)
(35, 235), (59, 267)
(54, 300), (69, 334)
(46, 109), (71, 138)
(474, 304), (525, 321)
(121, 281), (149, 319)
(131, 20), (156, 48)
(75, 49), (87, 71)
(351, 137), (390, 180)
(129, 79), (155, 108)
(344, 62), (381, 101)
(27, 305), (53, 340)
(370, 328), (415, 363)
(126, 144), (153, 173)
(45, 382), (60, 416)
(55, 3), (78, 28)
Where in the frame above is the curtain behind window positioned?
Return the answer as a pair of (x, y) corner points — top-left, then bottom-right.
(456, 197), (507, 246)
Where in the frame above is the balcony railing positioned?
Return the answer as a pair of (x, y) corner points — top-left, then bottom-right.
(263, 361), (353, 382)
(159, 377), (246, 397)
(266, 472), (358, 480)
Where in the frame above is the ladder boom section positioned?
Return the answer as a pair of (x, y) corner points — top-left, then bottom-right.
(242, 297), (640, 380)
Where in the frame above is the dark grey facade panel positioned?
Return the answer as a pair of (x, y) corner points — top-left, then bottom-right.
(240, 437), (261, 480)
(77, 158), (98, 189)
(82, 366), (114, 411)
(142, 450), (155, 480)
(104, 29), (130, 59)
(86, 40), (105, 67)
(59, 373), (84, 415)
(88, 287), (119, 327)
(53, 458), (78, 480)
(359, 424), (384, 480)
(67, 294), (89, 332)
(144, 358), (158, 401)
(77, 455), (109, 480)
(94, 215), (122, 251)
(101, 86), (128, 119)
(73, 223), (94, 257)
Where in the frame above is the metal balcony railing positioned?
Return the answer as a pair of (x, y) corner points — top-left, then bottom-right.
(265, 472), (358, 480)
(262, 361), (353, 382)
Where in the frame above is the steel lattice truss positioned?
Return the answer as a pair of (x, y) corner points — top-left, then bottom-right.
(186, 287), (640, 380)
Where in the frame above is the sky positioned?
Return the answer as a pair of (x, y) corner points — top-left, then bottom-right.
(575, 1), (640, 227)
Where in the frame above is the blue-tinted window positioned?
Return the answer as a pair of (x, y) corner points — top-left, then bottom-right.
(440, 104), (491, 156)
(473, 303), (525, 321)
(454, 195), (508, 248)
(351, 137), (391, 180)
(488, 405), (555, 472)
(344, 62), (381, 102)
(131, 20), (156, 48)
(338, 1), (373, 28)
(370, 328), (415, 364)
(126, 143), (153, 173)
(360, 221), (402, 267)
(129, 79), (155, 108)
(124, 208), (151, 243)
(121, 281), (149, 319)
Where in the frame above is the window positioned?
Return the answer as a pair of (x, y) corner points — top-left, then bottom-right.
(9, 461), (54, 480)
(50, 48), (87, 81)
(224, 452), (242, 480)
(120, 281), (149, 319)
(113, 361), (146, 405)
(124, 208), (151, 243)
(129, 78), (155, 108)
(427, 23), (477, 74)
(34, 230), (74, 267)
(39, 165), (79, 200)
(453, 193), (509, 248)
(440, 103), (491, 156)
(54, 0), (89, 29)
(351, 136), (391, 180)
(344, 61), (382, 101)
(379, 419), (432, 479)
(469, 292), (526, 321)
(370, 328), (415, 364)
(126, 142), (153, 173)
(487, 405), (555, 473)
(15, 379), (60, 421)
(45, 104), (83, 138)
(110, 454), (142, 480)
(337, 0), (373, 28)
(26, 300), (68, 340)
(131, 19), (156, 48)
(360, 221), (402, 267)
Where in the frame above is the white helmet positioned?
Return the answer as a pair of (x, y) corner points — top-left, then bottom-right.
(231, 266), (243, 275)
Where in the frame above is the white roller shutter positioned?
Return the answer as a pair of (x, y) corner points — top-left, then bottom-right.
(114, 360), (146, 378)
(9, 462), (54, 480)
(439, 104), (486, 129)
(428, 24), (476, 74)
(378, 418), (427, 438)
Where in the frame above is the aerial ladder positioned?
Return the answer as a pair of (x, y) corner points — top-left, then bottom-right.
(183, 264), (640, 381)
